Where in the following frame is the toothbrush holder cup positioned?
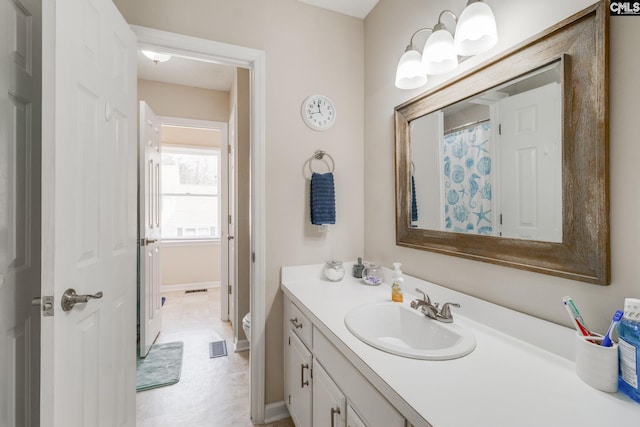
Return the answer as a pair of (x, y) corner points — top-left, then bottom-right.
(575, 333), (618, 393)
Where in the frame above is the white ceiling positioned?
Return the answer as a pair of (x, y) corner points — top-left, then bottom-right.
(297, 0), (379, 19)
(137, 51), (236, 92)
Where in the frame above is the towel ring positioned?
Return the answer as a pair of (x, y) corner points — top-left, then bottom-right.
(308, 150), (335, 174)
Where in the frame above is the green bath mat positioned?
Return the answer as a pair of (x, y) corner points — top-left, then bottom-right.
(136, 341), (184, 392)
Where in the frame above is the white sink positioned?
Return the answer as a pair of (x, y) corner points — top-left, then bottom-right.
(344, 302), (476, 360)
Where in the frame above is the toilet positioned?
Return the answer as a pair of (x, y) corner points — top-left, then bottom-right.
(242, 312), (251, 345)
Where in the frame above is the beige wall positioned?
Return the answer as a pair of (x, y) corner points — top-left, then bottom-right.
(161, 243), (222, 285)
(230, 68), (252, 340)
(117, 0), (365, 404)
(138, 79), (230, 122)
(365, 0), (636, 336)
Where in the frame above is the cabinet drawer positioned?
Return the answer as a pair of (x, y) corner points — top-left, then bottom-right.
(285, 297), (313, 348)
(313, 329), (405, 427)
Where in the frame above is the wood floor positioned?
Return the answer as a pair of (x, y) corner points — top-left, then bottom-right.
(136, 288), (294, 427)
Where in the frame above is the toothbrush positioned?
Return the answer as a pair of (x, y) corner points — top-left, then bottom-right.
(601, 310), (623, 347)
(563, 296), (591, 332)
(562, 297), (595, 343)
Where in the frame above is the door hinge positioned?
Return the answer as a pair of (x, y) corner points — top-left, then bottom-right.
(252, 252), (256, 263)
(288, 336), (291, 346)
(228, 144), (232, 154)
(288, 395), (291, 405)
(228, 214), (232, 225)
(228, 284), (232, 295)
(500, 214), (503, 225)
(498, 123), (502, 135)
(310, 368), (313, 379)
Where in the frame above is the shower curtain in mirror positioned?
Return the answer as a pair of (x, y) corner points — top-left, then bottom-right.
(442, 121), (493, 235)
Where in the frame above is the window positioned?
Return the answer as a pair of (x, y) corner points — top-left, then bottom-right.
(161, 145), (220, 240)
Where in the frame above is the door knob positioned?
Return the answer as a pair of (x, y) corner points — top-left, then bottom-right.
(61, 288), (103, 312)
(227, 235), (234, 240)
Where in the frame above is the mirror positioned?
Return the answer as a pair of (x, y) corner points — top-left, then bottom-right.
(395, 2), (609, 284)
(410, 59), (563, 242)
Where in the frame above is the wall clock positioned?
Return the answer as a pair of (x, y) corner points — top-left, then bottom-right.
(301, 94), (336, 131)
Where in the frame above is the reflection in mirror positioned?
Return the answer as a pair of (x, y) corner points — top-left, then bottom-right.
(409, 60), (562, 242)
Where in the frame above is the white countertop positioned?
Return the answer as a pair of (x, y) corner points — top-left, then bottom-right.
(281, 263), (640, 427)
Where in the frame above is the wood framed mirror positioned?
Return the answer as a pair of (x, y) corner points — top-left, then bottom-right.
(395, 1), (609, 284)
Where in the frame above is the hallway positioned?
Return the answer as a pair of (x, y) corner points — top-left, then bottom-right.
(136, 287), (293, 427)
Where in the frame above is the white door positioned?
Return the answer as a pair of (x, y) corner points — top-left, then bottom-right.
(313, 360), (346, 427)
(40, 0), (137, 426)
(221, 106), (237, 322)
(138, 101), (162, 357)
(0, 0), (42, 424)
(498, 82), (562, 242)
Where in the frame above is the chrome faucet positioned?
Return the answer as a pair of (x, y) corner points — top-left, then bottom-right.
(410, 288), (460, 323)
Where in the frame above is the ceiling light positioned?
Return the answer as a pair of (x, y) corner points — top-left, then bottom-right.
(142, 50), (172, 64)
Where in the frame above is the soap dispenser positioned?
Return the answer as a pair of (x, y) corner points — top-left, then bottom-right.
(391, 262), (403, 302)
(352, 257), (365, 278)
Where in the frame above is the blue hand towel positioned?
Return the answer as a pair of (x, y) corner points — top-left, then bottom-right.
(411, 175), (418, 222)
(310, 172), (336, 225)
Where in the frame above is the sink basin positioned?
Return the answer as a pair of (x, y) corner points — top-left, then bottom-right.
(344, 302), (476, 360)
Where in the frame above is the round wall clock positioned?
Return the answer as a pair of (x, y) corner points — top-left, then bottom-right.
(301, 94), (336, 131)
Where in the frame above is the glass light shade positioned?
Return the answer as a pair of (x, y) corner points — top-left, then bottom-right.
(395, 48), (427, 89)
(422, 29), (458, 75)
(454, 2), (498, 56)
(142, 50), (172, 63)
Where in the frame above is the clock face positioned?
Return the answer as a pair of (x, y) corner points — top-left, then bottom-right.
(301, 95), (336, 130)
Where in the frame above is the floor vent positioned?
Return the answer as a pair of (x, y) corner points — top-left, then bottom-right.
(185, 289), (208, 294)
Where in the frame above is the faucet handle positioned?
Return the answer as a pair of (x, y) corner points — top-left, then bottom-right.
(439, 302), (460, 320)
(414, 288), (431, 304)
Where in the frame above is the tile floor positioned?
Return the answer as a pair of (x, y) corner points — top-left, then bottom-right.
(136, 288), (294, 427)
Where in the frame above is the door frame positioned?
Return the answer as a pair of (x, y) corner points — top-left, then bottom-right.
(133, 26), (267, 423)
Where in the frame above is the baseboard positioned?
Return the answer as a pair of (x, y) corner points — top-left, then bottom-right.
(264, 401), (289, 423)
(234, 338), (249, 352)
(161, 281), (220, 293)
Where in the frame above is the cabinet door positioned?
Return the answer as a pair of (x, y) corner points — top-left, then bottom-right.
(346, 405), (367, 427)
(286, 330), (313, 427)
(313, 360), (346, 427)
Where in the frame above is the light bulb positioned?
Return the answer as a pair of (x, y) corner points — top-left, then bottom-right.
(454, 1), (498, 56)
(395, 47), (428, 89)
(422, 29), (458, 75)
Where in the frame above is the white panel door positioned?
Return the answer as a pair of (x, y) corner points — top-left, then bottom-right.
(138, 101), (162, 357)
(498, 82), (562, 242)
(40, 0), (137, 426)
(221, 107), (237, 322)
(313, 360), (346, 427)
(0, 0), (41, 425)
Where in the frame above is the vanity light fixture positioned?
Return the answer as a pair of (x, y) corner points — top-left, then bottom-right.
(394, 0), (498, 90)
(141, 50), (172, 64)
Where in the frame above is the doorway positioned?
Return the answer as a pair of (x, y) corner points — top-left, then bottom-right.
(132, 26), (264, 422)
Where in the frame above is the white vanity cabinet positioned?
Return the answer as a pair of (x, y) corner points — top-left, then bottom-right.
(284, 295), (406, 427)
(346, 405), (367, 427)
(312, 361), (346, 427)
(285, 299), (313, 427)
